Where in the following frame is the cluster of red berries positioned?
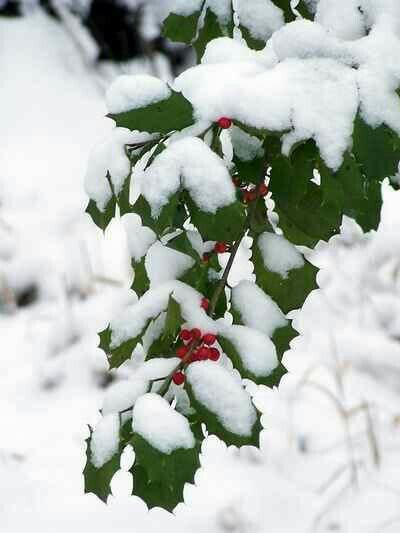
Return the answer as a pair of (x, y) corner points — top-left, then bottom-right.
(172, 328), (221, 385)
(232, 176), (269, 203)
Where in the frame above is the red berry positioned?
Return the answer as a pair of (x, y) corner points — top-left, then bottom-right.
(176, 345), (189, 359)
(217, 117), (232, 129)
(197, 347), (210, 360)
(209, 347), (220, 361)
(202, 253), (211, 263)
(202, 333), (217, 346)
(214, 241), (228, 254)
(258, 183), (269, 197)
(191, 328), (202, 339)
(172, 371), (185, 385)
(200, 298), (210, 311)
(179, 329), (192, 342)
(232, 176), (241, 187)
(190, 351), (201, 363)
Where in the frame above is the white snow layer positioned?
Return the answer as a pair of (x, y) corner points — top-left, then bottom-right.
(258, 233), (304, 278)
(132, 393), (195, 453)
(172, 10), (400, 170)
(123, 213), (157, 262)
(186, 361), (257, 436)
(106, 74), (171, 114)
(110, 280), (217, 348)
(236, 0), (284, 41)
(138, 137), (235, 216)
(145, 241), (195, 286)
(219, 323), (279, 377)
(90, 414), (120, 468)
(102, 377), (149, 415)
(231, 280), (287, 337)
(84, 128), (136, 210)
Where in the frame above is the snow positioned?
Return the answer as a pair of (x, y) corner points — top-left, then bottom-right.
(102, 377), (149, 415)
(122, 213), (157, 262)
(145, 241), (195, 287)
(84, 128), (138, 210)
(132, 393), (195, 453)
(136, 357), (181, 381)
(106, 74), (171, 114)
(153, 0), (203, 22)
(231, 280), (287, 337)
(186, 361), (258, 436)
(235, 0), (284, 41)
(258, 232), (305, 278)
(91, 414), (120, 468)
(219, 323), (279, 378)
(137, 137), (235, 217)
(230, 126), (264, 162)
(315, 0), (366, 40)
(110, 280), (217, 348)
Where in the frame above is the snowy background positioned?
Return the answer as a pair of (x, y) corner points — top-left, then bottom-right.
(1, 5), (400, 533)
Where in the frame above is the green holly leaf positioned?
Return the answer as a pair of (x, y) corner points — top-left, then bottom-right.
(162, 11), (201, 44)
(187, 197), (246, 243)
(239, 25), (266, 51)
(83, 428), (120, 503)
(252, 239), (318, 314)
(272, 323), (298, 360)
(130, 257), (150, 297)
(108, 90), (194, 134)
(163, 295), (184, 343)
(352, 115), (400, 181)
(167, 232), (200, 261)
(86, 197), (116, 232)
(131, 434), (200, 511)
(99, 324), (150, 369)
(319, 153), (382, 233)
(271, 0), (296, 21)
(269, 140), (342, 245)
(194, 8), (225, 60)
(131, 193), (180, 237)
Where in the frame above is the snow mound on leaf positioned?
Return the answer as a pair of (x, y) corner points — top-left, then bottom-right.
(258, 233), (304, 278)
(139, 137), (235, 216)
(231, 280), (287, 338)
(186, 361), (257, 437)
(235, 0), (284, 41)
(84, 128), (136, 210)
(106, 75), (171, 114)
(123, 213), (157, 262)
(132, 393), (195, 453)
(219, 323), (279, 378)
(110, 280), (217, 348)
(145, 241), (195, 287)
(102, 377), (149, 415)
(90, 414), (120, 468)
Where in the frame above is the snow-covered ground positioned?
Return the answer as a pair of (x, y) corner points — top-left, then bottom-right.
(1, 9), (400, 533)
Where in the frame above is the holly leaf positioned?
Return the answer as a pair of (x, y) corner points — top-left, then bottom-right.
(269, 140), (342, 245)
(239, 25), (266, 51)
(252, 240), (318, 314)
(131, 193), (180, 237)
(163, 295), (184, 343)
(187, 197), (246, 243)
(99, 324), (150, 369)
(108, 90), (194, 134)
(194, 8), (225, 60)
(131, 434), (201, 511)
(86, 197), (116, 232)
(162, 11), (201, 44)
(130, 257), (150, 297)
(167, 232), (200, 261)
(352, 115), (400, 181)
(319, 153), (382, 233)
(83, 428), (120, 503)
